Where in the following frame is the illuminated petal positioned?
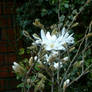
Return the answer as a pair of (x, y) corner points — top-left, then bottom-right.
(41, 29), (47, 41)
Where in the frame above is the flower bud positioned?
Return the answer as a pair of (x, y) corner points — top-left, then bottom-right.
(23, 30), (32, 39)
(33, 19), (44, 29)
(27, 45), (37, 50)
(74, 60), (84, 68)
(38, 63), (45, 69)
(27, 78), (31, 84)
(69, 47), (75, 52)
(71, 22), (79, 28)
(12, 62), (24, 75)
(53, 62), (63, 70)
(63, 79), (70, 89)
(29, 57), (33, 66)
(34, 56), (38, 61)
(86, 33), (92, 38)
(33, 33), (40, 40)
(62, 57), (69, 62)
(38, 73), (46, 80)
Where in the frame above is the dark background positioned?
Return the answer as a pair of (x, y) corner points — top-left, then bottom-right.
(0, 0), (24, 92)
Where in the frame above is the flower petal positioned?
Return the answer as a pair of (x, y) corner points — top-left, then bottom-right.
(46, 32), (52, 40)
(61, 27), (66, 36)
(41, 29), (47, 41)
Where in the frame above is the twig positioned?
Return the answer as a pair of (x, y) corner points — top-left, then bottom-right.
(60, 21), (91, 87)
(67, 63), (92, 87)
(23, 64), (34, 92)
(58, 0), (61, 32)
(60, 35), (85, 87)
(67, 71), (88, 87)
(67, 0), (91, 30)
(51, 72), (54, 92)
(57, 0), (62, 92)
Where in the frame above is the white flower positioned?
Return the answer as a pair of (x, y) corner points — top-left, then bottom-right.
(45, 51), (58, 63)
(37, 59), (41, 63)
(45, 54), (51, 62)
(54, 62), (63, 69)
(12, 62), (24, 74)
(45, 54), (63, 69)
(33, 27), (74, 51)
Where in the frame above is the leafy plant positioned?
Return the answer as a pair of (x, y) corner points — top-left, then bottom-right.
(13, 0), (92, 92)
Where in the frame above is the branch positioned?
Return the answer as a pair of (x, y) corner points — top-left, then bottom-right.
(60, 35), (85, 87)
(67, 0), (91, 30)
(67, 63), (92, 88)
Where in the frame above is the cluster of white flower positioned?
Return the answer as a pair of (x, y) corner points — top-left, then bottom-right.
(12, 27), (74, 71)
(33, 27), (74, 69)
(33, 27), (74, 51)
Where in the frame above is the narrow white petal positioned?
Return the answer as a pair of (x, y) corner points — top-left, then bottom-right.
(64, 32), (69, 38)
(45, 46), (52, 51)
(57, 45), (66, 50)
(51, 35), (57, 40)
(46, 32), (51, 40)
(51, 50), (58, 55)
(41, 29), (46, 41)
(33, 28), (74, 51)
(61, 27), (66, 36)
(35, 39), (42, 44)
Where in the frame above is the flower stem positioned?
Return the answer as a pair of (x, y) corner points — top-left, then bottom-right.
(51, 72), (54, 92)
(57, 61), (60, 92)
(58, 0), (61, 32)
(57, 51), (61, 92)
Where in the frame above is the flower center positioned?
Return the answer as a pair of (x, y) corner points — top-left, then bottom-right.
(50, 44), (54, 48)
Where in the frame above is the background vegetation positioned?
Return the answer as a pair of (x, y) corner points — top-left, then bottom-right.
(16, 0), (92, 92)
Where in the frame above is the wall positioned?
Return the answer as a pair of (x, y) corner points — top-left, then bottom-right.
(0, 1), (21, 92)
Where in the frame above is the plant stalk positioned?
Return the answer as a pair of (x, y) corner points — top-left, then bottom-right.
(51, 72), (54, 92)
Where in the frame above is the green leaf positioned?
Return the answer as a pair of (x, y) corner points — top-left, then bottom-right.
(17, 82), (24, 88)
(41, 9), (48, 17)
(16, 73), (23, 80)
(34, 63), (40, 71)
(23, 58), (29, 63)
(49, 0), (58, 5)
(31, 75), (36, 81)
(64, 4), (69, 8)
(26, 84), (31, 89)
(26, 49), (31, 54)
(85, 58), (92, 68)
(60, 15), (65, 22)
(18, 48), (25, 55)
